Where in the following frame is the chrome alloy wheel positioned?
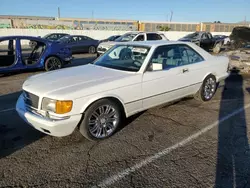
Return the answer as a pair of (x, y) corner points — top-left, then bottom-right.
(88, 105), (119, 138)
(204, 77), (216, 100)
(47, 57), (61, 70)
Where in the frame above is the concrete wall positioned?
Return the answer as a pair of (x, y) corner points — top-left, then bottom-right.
(0, 29), (231, 44)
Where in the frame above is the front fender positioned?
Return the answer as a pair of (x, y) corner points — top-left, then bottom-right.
(77, 94), (127, 115)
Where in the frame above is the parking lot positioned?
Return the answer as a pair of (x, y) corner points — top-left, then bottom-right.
(1, 54), (250, 188)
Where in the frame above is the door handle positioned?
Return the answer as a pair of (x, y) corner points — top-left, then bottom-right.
(182, 68), (189, 73)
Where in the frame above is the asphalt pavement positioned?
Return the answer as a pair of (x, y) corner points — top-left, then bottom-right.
(1, 54), (250, 188)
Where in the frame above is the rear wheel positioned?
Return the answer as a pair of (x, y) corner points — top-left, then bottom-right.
(88, 46), (96, 54)
(195, 75), (217, 102)
(44, 56), (62, 71)
(79, 99), (122, 141)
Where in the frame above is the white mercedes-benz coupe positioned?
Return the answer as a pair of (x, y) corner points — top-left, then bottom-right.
(16, 40), (229, 141)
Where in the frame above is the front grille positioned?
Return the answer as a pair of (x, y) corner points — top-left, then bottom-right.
(23, 91), (39, 109)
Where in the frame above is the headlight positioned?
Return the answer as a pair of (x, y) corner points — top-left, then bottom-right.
(42, 97), (73, 114)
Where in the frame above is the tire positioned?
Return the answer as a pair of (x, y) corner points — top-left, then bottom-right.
(79, 99), (122, 141)
(194, 75), (217, 102)
(88, 46), (96, 54)
(44, 56), (62, 71)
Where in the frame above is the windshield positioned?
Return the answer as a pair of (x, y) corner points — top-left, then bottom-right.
(114, 33), (138, 42)
(93, 45), (150, 72)
(57, 36), (70, 42)
(42, 34), (51, 39)
(107, 36), (115, 40)
(184, 32), (201, 39)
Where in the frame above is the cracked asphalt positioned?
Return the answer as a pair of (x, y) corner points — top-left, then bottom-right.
(1, 54), (250, 188)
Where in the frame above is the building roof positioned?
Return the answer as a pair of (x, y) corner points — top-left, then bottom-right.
(0, 15), (55, 20)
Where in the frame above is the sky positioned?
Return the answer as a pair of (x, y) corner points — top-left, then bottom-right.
(0, 0), (249, 23)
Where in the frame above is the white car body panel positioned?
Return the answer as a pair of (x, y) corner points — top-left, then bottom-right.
(16, 40), (229, 137)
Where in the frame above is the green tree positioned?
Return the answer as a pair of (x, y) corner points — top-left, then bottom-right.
(158, 25), (171, 31)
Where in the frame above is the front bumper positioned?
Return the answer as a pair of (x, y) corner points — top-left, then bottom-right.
(97, 46), (111, 54)
(97, 49), (106, 54)
(16, 95), (82, 137)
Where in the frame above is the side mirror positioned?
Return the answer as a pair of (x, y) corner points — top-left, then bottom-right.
(146, 63), (153, 72)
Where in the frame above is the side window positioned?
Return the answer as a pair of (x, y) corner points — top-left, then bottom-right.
(134, 34), (145, 41)
(179, 45), (204, 64)
(46, 35), (56, 40)
(58, 34), (65, 39)
(72, 37), (78, 42)
(146, 33), (162, 40)
(148, 45), (183, 71)
(201, 33), (208, 40)
(155, 34), (162, 40)
(78, 36), (86, 41)
(207, 33), (213, 39)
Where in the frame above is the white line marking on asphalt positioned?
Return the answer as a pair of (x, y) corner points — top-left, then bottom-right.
(94, 103), (250, 188)
(0, 108), (15, 113)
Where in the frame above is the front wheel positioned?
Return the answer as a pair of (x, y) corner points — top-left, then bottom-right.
(44, 56), (62, 71)
(195, 75), (217, 102)
(79, 99), (122, 141)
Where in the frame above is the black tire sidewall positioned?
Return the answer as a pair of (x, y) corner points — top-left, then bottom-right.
(200, 75), (217, 101)
(44, 57), (62, 71)
(79, 99), (122, 141)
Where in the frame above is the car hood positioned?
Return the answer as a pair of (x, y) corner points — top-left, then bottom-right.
(22, 64), (139, 99)
(98, 41), (118, 47)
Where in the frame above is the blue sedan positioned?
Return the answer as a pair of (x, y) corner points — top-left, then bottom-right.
(57, 35), (100, 54)
(0, 36), (72, 74)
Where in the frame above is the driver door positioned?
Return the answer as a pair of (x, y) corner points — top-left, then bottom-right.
(142, 44), (194, 109)
(200, 33), (211, 50)
(68, 37), (78, 54)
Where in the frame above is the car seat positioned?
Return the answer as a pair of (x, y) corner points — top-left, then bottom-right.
(25, 43), (45, 65)
(119, 48), (132, 60)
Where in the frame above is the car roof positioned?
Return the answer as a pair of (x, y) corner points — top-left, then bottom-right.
(124, 31), (164, 35)
(118, 40), (192, 47)
(70, 35), (88, 37)
(0, 35), (49, 42)
(49, 33), (69, 35)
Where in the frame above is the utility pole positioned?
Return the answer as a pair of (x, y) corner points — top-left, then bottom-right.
(170, 10), (173, 22)
(58, 7), (60, 19)
(92, 10), (94, 20)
